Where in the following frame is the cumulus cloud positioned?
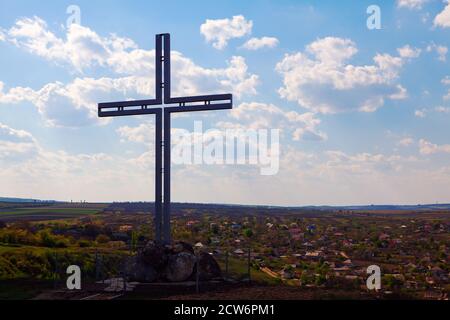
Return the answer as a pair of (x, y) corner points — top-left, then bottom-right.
(397, 45), (421, 59)
(435, 106), (450, 113)
(415, 109), (427, 118)
(3, 17), (135, 72)
(272, 147), (449, 206)
(442, 76), (450, 85)
(398, 137), (415, 147)
(442, 76), (450, 100)
(275, 37), (411, 114)
(0, 123), (38, 161)
(216, 102), (327, 141)
(419, 139), (450, 154)
(0, 122), (155, 201)
(242, 37), (279, 50)
(118, 101), (327, 146)
(321, 150), (415, 175)
(434, 0), (450, 28)
(200, 15), (252, 49)
(426, 43), (448, 62)
(2, 119), (449, 205)
(0, 78), (151, 127)
(397, 0), (429, 10)
(117, 122), (155, 146)
(0, 17), (259, 127)
(0, 56), (258, 127)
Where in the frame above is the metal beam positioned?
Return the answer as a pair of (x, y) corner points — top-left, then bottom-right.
(155, 109), (162, 243)
(163, 34), (171, 104)
(167, 94), (232, 104)
(99, 100), (232, 118)
(155, 34), (163, 103)
(165, 103), (232, 114)
(98, 107), (161, 118)
(163, 109), (171, 244)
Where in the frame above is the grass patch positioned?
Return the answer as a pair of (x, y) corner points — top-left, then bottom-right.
(0, 208), (100, 215)
(0, 279), (53, 300)
(216, 256), (280, 285)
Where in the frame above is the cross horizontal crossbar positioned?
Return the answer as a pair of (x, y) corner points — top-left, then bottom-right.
(98, 94), (232, 118)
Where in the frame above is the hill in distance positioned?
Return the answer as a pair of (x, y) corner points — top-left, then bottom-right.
(1, 197), (450, 211)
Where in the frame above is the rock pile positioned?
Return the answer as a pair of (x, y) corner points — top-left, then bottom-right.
(129, 241), (221, 283)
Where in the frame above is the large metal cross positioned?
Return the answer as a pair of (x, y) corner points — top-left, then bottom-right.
(98, 34), (233, 244)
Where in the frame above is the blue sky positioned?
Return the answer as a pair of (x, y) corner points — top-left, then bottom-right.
(1, 0), (450, 205)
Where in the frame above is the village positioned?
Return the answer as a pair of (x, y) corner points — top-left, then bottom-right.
(169, 207), (449, 299)
(0, 202), (448, 299)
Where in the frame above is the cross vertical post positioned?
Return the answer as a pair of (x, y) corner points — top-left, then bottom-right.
(162, 34), (171, 244)
(163, 109), (171, 243)
(155, 109), (162, 242)
(155, 34), (163, 242)
(98, 33), (233, 244)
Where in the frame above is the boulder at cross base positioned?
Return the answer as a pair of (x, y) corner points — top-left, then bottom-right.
(129, 241), (222, 283)
(171, 241), (195, 255)
(139, 241), (168, 271)
(198, 251), (222, 280)
(128, 256), (158, 283)
(165, 252), (196, 282)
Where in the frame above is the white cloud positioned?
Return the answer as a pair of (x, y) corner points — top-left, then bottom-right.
(217, 102), (327, 141)
(442, 76), (450, 85)
(270, 147), (450, 206)
(0, 17), (259, 127)
(2, 16), (146, 73)
(214, 56), (259, 98)
(0, 123), (156, 202)
(4, 17), (127, 72)
(118, 102), (327, 151)
(2, 119), (449, 205)
(415, 109), (427, 118)
(200, 15), (253, 49)
(242, 37), (279, 50)
(2, 16), (259, 93)
(435, 106), (450, 113)
(419, 139), (450, 154)
(275, 37), (411, 114)
(0, 81), (37, 104)
(397, 0), (429, 10)
(0, 55), (259, 127)
(398, 137), (415, 146)
(0, 29), (5, 41)
(321, 150), (415, 175)
(442, 76), (450, 100)
(0, 78), (151, 127)
(0, 123), (38, 161)
(117, 122), (155, 145)
(397, 45), (421, 59)
(426, 43), (448, 62)
(434, 0), (450, 28)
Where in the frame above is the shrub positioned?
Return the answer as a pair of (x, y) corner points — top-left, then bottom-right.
(78, 240), (92, 248)
(39, 230), (58, 248)
(95, 234), (110, 244)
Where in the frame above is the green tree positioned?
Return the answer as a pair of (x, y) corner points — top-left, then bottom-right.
(243, 228), (253, 238)
(131, 231), (138, 251)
